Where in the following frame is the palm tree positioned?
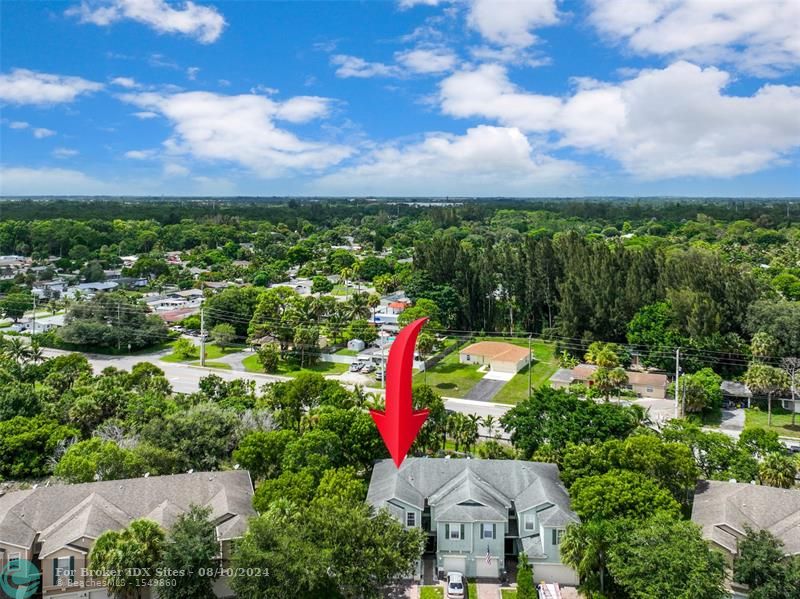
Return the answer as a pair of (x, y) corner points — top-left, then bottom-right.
(592, 366), (628, 401)
(446, 412), (467, 452)
(758, 452), (797, 488)
(90, 519), (165, 599)
(482, 415), (496, 438)
(344, 292), (371, 320)
(561, 520), (615, 595)
(351, 261), (362, 293)
(326, 306), (348, 345)
(5, 337), (32, 364)
(465, 414), (481, 452)
(781, 357), (800, 427)
(339, 267), (352, 295)
(367, 292), (380, 323)
(745, 362), (790, 426)
(28, 340), (44, 364)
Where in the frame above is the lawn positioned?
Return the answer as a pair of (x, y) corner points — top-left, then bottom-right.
(501, 590), (518, 599)
(189, 361), (231, 370)
(420, 587), (443, 599)
(486, 339), (558, 404)
(242, 354), (349, 377)
(413, 344), (485, 398)
(161, 342), (244, 363)
(335, 347), (358, 356)
(468, 581), (478, 597)
(745, 406), (800, 439)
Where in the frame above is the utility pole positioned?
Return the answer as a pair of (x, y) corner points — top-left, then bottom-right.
(200, 305), (208, 367)
(682, 375), (687, 417)
(528, 334), (533, 399)
(674, 348), (680, 419)
(117, 303), (121, 352)
(31, 294), (36, 336)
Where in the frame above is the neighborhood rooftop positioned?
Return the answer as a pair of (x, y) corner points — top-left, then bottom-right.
(691, 480), (800, 557)
(0, 471), (256, 557)
(368, 457), (576, 521)
(460, 341), (530, 363)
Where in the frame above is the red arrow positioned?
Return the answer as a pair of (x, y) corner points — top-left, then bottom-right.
(370, 317), (430, 468)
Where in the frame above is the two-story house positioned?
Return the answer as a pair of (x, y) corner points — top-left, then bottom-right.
(0, 471), (256, 599)
(367, 458), (579, 585)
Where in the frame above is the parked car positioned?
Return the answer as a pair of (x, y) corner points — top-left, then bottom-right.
(349, 361), (365, 372)
(446, 572), (465, 599)
(360, 363), (375, 373)
(375, 370), (385, 382)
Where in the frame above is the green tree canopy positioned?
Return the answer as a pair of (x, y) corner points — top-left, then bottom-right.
(607, 516), (727, 599)
(569, 470), (682, 521)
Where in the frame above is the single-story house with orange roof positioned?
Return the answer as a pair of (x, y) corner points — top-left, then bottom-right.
(459, 341), (531, 373)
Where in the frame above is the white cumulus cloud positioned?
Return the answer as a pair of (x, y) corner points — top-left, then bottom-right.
(53, 148), (80, 158)
(0, 69), (102, 105)
(111, 76), (139, 88)
(274, 96), (332, 123)
(331, 55), (401, 79)
(396, 47), (457, 74)
(67, 0), (226, 44)
(313, 125), (581, 196)
(587, 0), (800, 76)
(438, 61), (800, 178)
(467, 0), (559, 48)
(120, 90), (352, 177)
(33, 128), (57, 139)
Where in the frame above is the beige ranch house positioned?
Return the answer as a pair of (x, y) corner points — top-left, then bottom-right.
(459, 342), (531, 374)
(0, 471), (255, 599)
(550, 363), (668, 398)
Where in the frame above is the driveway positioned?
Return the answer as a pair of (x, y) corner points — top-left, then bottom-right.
(475, 582), (501, 599)
(212, 349), (251, 372)
(465, 378), (506, 402)
(720, 408), (745, 434)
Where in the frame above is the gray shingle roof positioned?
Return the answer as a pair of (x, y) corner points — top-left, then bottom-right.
(721, 381), (752, 398)
(367, 458), (577, 526)
(691, 481), (800, 556)
(549, 368), (575, 385)
(0, 471), (255, 557)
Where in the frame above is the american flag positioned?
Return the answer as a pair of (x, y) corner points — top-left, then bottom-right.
(485, 544), (491, 565)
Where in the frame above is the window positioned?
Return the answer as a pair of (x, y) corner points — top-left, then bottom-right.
(445, 523), (464, 540)
(523, 514), (535, 531)
(481, 523), (496, 539)
(7, 552), (20, 564)
(646, 386), (654, 393)
(551, 529), (564, 545)
(406, 512), (416, 527)
(53, 556), (74, 585)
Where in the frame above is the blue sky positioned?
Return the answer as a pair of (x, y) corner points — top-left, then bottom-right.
(1, 0), (799, 197)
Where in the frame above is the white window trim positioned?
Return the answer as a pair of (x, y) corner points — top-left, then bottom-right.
(481, 523), (495, 539)
(523, 514), (535, 531)
(406, 512), (416, 527)
(7, 551), (20, 562)
(445, 523), (463, 540)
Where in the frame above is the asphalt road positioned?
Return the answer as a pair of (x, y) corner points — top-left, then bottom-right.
(41, 348), (514, 424)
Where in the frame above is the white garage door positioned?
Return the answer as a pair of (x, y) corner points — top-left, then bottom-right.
(442, 556), (466, 575)
(475, 557), (499, 578)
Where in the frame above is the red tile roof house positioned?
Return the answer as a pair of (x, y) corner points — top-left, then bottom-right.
(0, 471), (255, 599)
